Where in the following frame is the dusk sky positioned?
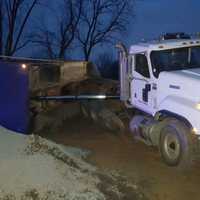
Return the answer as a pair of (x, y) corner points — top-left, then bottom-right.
(98, 0), (200, 59)
(23, 0), (200, 60)
(127, 0), (200, 44)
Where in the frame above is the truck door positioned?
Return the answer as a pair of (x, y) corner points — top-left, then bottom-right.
(131, 53), (153, 114)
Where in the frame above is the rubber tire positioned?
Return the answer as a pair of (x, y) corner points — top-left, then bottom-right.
(159, 118), (193, 168)
(99, 109), (125, 134)
(89, 109), (99, 123)
(88, 101), (101, 122)
(80, 102), (90, 118)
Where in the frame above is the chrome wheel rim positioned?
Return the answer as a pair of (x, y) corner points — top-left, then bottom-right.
(164, 133), (181, 161)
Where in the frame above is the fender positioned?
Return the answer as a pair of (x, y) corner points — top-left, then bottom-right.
(156, 95), (200, 135)
(157, 110), (192, 129)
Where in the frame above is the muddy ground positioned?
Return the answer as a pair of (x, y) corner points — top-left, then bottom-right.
(39, 115), (200, 200)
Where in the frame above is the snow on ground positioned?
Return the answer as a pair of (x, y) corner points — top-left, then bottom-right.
(0, 126), (145, 200)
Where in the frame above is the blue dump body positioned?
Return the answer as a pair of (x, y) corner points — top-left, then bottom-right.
(0, 61), (29, 134)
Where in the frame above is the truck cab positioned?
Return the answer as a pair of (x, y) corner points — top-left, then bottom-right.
(118, 33), (200, 167)
(120, 33), (200, 132)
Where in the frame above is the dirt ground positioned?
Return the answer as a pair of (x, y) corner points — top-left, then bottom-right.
(39, 115), (200, 200)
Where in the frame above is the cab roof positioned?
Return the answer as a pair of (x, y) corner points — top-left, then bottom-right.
(129, 38), (200, 54)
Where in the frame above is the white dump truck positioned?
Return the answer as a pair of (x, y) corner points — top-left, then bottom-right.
(117, 33), (200, 167)
(30, 32), (200, 168)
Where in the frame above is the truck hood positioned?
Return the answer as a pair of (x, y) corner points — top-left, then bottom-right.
(158, 68), (200, 102)
(180, 68), (200, 77)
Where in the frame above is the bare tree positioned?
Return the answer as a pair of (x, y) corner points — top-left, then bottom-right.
(33, 0), (83, 59)
(95, 52), (119, 80)
(0, 0), (39, 56)
(77, 0), (133, 61)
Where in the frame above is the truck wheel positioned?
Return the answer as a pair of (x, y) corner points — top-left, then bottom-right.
(80, 102), (90, 118)
(99, 109), (125, 133)
(90, 109), (99, 123)
(159, 119), (193, 167)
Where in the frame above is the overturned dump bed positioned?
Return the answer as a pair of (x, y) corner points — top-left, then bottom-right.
(0, 57), (99, 134)
(0, 57), (123, 134)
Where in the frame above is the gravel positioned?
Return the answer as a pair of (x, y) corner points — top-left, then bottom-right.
(0, 126), (145, 200)
(0, 126), (103, 200)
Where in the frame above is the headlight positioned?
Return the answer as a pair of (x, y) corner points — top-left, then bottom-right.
(196, 103), (200, 110)
(192, 127), (198, 134)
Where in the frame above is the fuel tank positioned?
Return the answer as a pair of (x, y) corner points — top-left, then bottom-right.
(129, 115), (160, 146)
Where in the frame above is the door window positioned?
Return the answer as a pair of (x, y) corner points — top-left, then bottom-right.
(135, 54), (150, 78)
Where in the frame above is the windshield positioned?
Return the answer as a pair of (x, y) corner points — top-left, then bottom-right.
(151, 46), (200, 78)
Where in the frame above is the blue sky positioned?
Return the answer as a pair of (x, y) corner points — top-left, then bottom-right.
(94, 0), (200, 60)
(127, 0), (200, 45)
(21, 0), (200, 60)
